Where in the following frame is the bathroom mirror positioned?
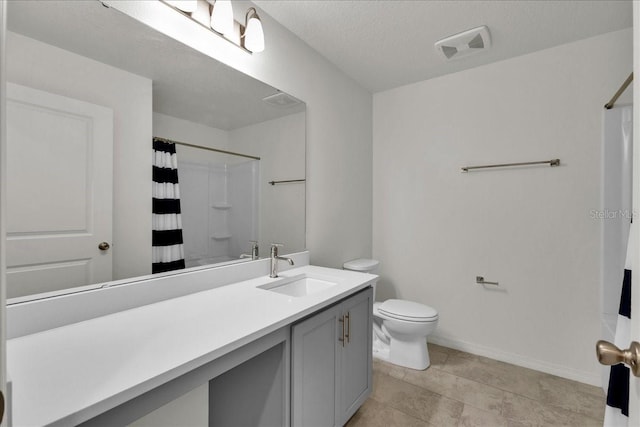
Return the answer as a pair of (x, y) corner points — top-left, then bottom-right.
(5, 1), (306, 300)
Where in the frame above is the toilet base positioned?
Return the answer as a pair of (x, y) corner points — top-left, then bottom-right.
(373, 332), (430, 370)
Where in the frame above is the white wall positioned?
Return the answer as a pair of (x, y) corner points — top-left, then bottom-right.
(373, 29), (632, 385)
(6, 32), (152, 282)
(231, 112), (306, 254)
(111, 1), (373, 269)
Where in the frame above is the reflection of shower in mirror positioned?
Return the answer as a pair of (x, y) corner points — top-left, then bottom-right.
(178, 156), (259, 268)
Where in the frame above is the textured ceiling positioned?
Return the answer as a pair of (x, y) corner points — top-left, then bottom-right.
(255, 0), (633, 93)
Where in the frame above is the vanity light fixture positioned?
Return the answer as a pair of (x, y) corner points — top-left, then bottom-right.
(241, 7), (265, 53)
(166, 0), (198, 13)
(209, 0), (234, 36)
(163, 0), (265, 53)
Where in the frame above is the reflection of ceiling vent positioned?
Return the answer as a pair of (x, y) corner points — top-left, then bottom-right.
(435, 26), (491, 61)
(262, 92), (302, 108)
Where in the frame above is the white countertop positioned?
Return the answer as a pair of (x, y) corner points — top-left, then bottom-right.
(7, 265), (376, 426)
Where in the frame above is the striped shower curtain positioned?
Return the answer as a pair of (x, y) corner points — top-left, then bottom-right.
(152, 138), (186, 273)
(604, 223), (634, 426)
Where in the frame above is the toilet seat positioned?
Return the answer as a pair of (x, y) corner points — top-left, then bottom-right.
(376, 299), (438, 323)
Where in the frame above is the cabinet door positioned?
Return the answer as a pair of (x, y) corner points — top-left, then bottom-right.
(291, 304), (341, 427)
(337, 287), (373, 425)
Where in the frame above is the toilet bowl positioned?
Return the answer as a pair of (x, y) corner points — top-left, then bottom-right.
(373, 300), (438, 370)
(343, 259), (439, 370)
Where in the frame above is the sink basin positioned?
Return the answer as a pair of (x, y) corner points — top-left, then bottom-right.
(258, 274), (337, 297)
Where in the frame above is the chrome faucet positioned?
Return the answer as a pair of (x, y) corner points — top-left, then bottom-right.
(270, 243), (294, 278)
(240, 241), (260, 260)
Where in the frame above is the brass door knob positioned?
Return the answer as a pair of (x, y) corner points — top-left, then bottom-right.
(98, 241), (110, 251)
(596, 340), (640, 377)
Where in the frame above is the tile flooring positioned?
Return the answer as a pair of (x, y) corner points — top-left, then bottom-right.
(346, 344), (605, 427)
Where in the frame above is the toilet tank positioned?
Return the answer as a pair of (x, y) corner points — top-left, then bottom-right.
(343, 258), (379, 274)
(343, 259), (379, 299)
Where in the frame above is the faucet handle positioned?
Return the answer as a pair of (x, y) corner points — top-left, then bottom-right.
(249, 241), (259, 260)
(270, 243), (283, 257)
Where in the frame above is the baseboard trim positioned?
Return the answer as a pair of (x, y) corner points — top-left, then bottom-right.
(429, 334), (601, 387)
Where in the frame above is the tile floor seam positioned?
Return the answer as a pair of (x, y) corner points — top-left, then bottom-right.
(402, 368), (509, 416)
(490, 380), (601, 420)
(431, 360), (599, 414)
(373, 371), (465, 425)
(377, 363), (509, 423)
(428, 364), (538, 405)
(361, 346), (605, 427)
(499, 388), (604, 425)
(443, 374), (601, 424)
(368, 396), (439, 426)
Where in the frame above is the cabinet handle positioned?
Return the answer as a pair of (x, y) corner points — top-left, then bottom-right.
(338, 315), (345, 347)
(345, 312), (351, 344)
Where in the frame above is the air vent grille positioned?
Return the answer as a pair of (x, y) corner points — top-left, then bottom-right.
(262, 92), (302, 108)
(435, 26), (491, 61)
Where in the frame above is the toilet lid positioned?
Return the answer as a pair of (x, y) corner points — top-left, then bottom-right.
(378, 299), (438, 322)
(343, 258), (379, 271)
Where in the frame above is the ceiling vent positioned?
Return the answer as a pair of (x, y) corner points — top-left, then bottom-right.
(262, 92), (302, 108)
(435, 26), (491, 61)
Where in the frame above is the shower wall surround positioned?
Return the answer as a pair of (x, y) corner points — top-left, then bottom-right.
(178, 159), (259, 266)
(154, 111), (306, 260)
(373, 29), (632, 386)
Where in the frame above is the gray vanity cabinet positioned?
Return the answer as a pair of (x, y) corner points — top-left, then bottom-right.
(338, 287), (373, 423)
(291, 287), (373, 426)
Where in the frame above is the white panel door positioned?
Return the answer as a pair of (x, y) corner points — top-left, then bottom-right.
(6, 83), (113, 298)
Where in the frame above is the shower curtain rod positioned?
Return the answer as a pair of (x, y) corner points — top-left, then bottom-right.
(153, 136), (260, 160)
(604, 72), (633, 110)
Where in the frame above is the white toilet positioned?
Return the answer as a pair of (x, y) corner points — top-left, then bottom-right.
(343, 259), (438, 370)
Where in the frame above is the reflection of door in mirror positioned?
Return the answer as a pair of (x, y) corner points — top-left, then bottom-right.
(6, 83), (113, 299)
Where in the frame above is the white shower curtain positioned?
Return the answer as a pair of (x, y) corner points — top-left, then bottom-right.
(603, 106), (633, 427)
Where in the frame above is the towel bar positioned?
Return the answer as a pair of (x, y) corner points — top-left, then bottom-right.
(461, 159), (560, 172)
(268, 179), (306, 185)
(476, 276), (499, 286)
